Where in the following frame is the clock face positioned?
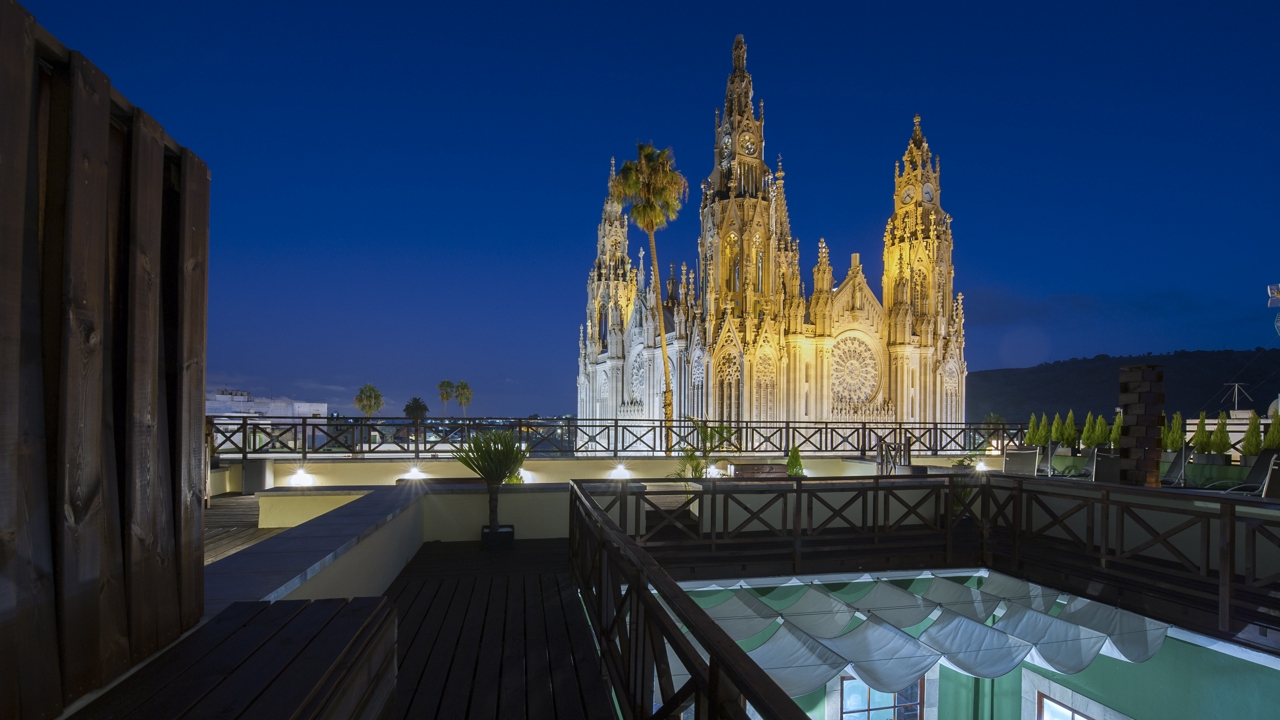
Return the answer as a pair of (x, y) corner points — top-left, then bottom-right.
(922, 184), (935, 202)
(900, 187), (916, 205)
(740, 135), (756, 156)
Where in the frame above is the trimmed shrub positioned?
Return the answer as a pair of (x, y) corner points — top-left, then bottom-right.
(1191, 412), (1211, 453)
(1062, 410), (1079, 448)
(1209, 412), (1231, 455)
(1265, 411), (1280, 451)
(1110, 412), (1122, 448)
(1094, 415), (1110, 448)
(1025, 414), (1039, 447)
(1050, 413), (1064, 444)
(1081, 412), (1096, 447)
(1241, 412), (1262, 457)
(786, 446), (804, 477)
(1165, 411), (1185, 451)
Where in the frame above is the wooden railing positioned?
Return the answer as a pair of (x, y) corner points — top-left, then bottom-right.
(582, 474), (1280, 659)
(208, 415), (1025, 460)
(568, 483), (808, 720)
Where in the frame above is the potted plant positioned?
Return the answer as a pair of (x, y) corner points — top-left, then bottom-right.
(786, 446), (805, 477)
(1240, 412), (1263, 467)
(1264, 411), (1280, 452)
(453, 430), (529, 550)
(1023, 414), (1039, 449)
(1109, 412), (1122, 449)
(1061, 410), (1080, 456)
(1194, 412), (1231, 466)
(1161, 411), (1185, 462)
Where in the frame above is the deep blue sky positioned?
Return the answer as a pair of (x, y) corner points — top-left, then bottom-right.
(27, 0), (1279, 416)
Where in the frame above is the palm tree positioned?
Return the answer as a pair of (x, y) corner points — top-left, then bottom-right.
(454, 430), (528, 535)
(611, 143), (688, 450)
(403, 397), (429, 421)
(454, 381), (473, 417)
(437, 380), (455, 416)
(354, 384), (384, 417)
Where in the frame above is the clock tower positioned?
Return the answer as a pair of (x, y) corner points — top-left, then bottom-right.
(882, 115), (966, 421)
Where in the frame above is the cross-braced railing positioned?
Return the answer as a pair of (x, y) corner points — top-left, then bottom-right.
(584, 474), (1280, 659)
(568, 483), (809, 720)
(207, 416), (1025, 460)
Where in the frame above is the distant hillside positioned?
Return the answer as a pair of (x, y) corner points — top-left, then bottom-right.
(967, 349), (1280, 424)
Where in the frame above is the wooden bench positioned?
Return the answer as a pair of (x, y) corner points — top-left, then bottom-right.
(74, 598), (396, 720)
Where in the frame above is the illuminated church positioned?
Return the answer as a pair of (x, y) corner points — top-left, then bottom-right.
(577, 35), (966, 424)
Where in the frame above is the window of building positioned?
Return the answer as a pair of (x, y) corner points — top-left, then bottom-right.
(1038, 693), (1095, 720)
(841, 676), (923, 720)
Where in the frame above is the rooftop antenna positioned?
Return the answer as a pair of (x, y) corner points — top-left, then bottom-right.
(1221, 383), (1253, 411)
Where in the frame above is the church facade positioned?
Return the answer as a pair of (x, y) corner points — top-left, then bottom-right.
(577, 36), (966, 424)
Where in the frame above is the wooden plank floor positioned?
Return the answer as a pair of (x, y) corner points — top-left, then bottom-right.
(384, 539), (615, 720)
(204, 493), (283, 565)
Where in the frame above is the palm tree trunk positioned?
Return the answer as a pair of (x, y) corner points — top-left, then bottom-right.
(647, 229), (675, 453)
(487, 483), (499, 533)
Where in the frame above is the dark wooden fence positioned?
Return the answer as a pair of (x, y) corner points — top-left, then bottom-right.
(569, 482), (808, 720)
(580, 475), (1280, 659)
(208, 415), (1026, 459)
(0, 5), (209, 718)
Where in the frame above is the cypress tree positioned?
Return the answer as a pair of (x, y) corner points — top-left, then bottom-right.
(1167, 411), (1184, 451)
(1050, 413), (1064, 444)
(1040, 414), (1050, 446)
(1026, 414), (1038, 447)
(1191, 412), (1211, 453)
(1209, 412), (1232, 455)
(1241, 412), (1262, 457)
(1110, 412), (1123, 448)
(1082, 412), (1096, 447)
(1263, 411), (1280, 451)
(1062, 410), (1079, 448)
(1095, 415), (1110, 448)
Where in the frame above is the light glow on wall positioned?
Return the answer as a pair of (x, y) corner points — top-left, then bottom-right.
(518, 468), (534, 483)
(403, 465), (427, 480)
(291, 467), (315, 486)
(607, 463), (631, 480)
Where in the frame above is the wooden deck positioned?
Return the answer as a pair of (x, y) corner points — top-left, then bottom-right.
(204, 493), (283, 565)
(384, 539), (615, 720)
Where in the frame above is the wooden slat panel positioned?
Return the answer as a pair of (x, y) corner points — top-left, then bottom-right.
(120, 600), (307, 720)
(73, 601), (269, 720)
(523, 575), (555, 719)
(403, 577), (475, 718)
(0, 4), (64, 719)
(465, 576), (507, 720)
(435, 576), (493, 718)
(53, 50), (131, 703)
(307, 601), (398, 720)
(124, 108), (181, 662)
(497, 575), (526, 720)
(175, 147), (209, 628)
(541, 573), (588, 720)
(237, 596), (387, 720)
(187, 599), (346, 719)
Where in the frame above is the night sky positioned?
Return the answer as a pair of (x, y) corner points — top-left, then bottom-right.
(25, 0), (1279, 416)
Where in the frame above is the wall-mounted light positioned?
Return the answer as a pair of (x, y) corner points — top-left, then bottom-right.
(607, 463), (630, 480)
(976, 461), (988, 472)
(292, 467), (315, 486)
(403, 465), (427, 480)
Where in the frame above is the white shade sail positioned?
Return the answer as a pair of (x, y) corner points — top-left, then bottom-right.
(815, 615), (942, 693)
(675, 571), (1169, 698)
(919, 609), (1032, 678)
(778, 585), (860, 639)
(922, 576), (1002, 623)
(993, 602), (1108, 674)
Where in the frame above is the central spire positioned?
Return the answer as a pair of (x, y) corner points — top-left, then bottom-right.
(724, 34), (753, 118)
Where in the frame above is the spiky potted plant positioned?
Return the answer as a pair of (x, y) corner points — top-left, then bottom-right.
(1240, 412), (1263, 467)
(1264, 411), (1280, 453)
(454, 430), (528, 550)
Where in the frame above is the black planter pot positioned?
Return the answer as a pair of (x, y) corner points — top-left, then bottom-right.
(1193, 453), (1228, 466)
(1242, 455), (1258, 468)
(481, 524), (515, 551)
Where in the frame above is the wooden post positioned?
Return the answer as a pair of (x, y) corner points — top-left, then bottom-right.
(1219, 502), (1235, 633)
(175, 148), (209, 628)
(123, 108), (181, 663)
